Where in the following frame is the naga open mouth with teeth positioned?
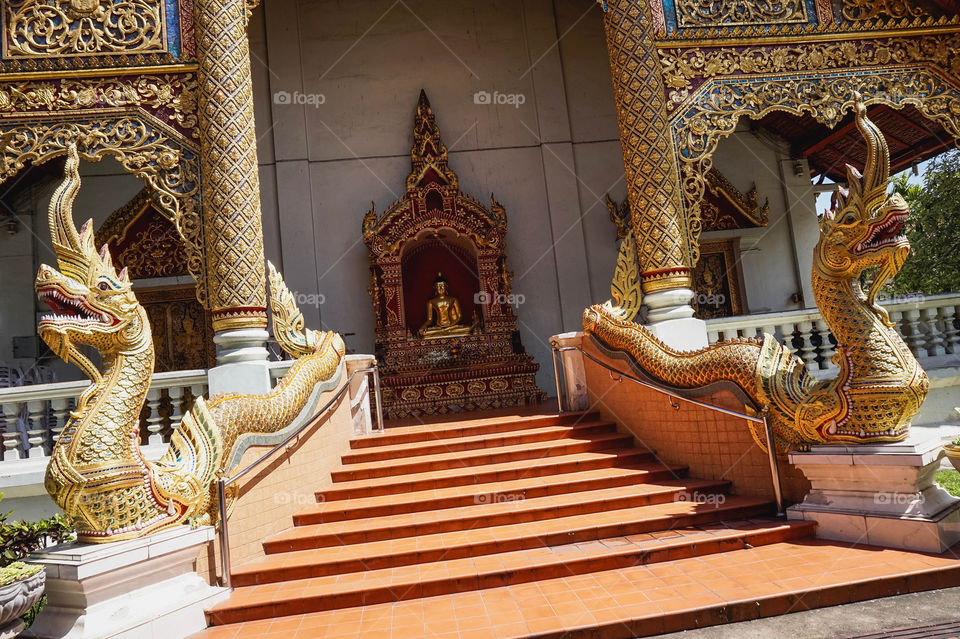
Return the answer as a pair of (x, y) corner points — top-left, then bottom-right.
(855, 209), (909, 254)
(37, 282), (115, 328)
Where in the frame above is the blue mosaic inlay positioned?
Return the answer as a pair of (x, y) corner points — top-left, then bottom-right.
(165, 0), (181, 58)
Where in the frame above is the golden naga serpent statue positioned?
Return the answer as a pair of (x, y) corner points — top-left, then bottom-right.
(36, 145), (345, 543)
(584, 97), (929, 453)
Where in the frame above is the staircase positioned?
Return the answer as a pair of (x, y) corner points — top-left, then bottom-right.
(198, 409), (829, 635)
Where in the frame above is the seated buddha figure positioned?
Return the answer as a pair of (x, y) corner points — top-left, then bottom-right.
(418, 273), (475, 339)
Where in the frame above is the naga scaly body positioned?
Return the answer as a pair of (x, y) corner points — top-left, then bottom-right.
(583, 98), (928, 452)
(37, 144), (345, 542)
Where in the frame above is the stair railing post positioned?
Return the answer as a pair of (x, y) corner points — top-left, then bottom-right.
(218, 478), (231, 589)
(371, 365), (385, 433)
(762, 406), (785, 517)
(551, 346), (565, 413)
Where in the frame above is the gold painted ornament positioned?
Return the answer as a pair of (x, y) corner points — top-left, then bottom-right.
(584, 96), (928, 452)
(38, 145), (345, 543)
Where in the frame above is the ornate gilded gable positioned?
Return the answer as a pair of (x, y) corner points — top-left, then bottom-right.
(97, 187), (189, 279)
(363, 90), (506, 259)
(703, 168), (769, 230)
(406, 90), (457, 191)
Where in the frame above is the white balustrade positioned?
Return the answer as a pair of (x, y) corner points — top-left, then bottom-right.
(705, 293), (960, 372)
(0, 370), (208, 461)
(1, 402), (22, 461)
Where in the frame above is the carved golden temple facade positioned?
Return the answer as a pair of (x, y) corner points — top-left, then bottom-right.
(0, 0), (958, 396)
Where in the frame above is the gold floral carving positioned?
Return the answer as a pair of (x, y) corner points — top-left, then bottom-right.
(0, 117), (205, 303)
(5, 0), (166, 57)
(602, 0), (696, 292)
(117, 217), (190, 279)
(675, 0), (808, 28)
(670, 68), (960, 241)
(660, 30), (960, 256)
(195, 0), (268, 330)
(841, 0), (923, 21)
(704, 168), (769, 229)
(95, 187), (152, 246)
(0, 76), (198, 134)
(660, 34), (960, 106)
(406, 91), (458, 191)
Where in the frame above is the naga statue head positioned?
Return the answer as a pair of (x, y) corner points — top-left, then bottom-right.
(816, 93), (911, 325)
(35, 144), (151, 385)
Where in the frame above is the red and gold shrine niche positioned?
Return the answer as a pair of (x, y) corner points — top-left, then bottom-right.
(362, 91), (544, 420)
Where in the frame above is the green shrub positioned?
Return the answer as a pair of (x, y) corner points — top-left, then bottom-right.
(935, 470), (960, 497)
(0, 562), (42, 587)
(0, 493), (76, 627)
(0, 494), (73, 568)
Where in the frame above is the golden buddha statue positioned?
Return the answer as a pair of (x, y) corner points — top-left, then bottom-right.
(418, 273), (476, 339)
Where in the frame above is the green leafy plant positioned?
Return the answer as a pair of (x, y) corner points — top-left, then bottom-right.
(0, 498), (73, 568)
(0, 562), (42, 587)
(0, 493), (75, 628)
(935, 470), (960, 497)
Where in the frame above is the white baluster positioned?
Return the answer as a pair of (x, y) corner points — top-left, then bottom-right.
(191, 384), (207, 404)
(1, 402), (21, 461)
(796, 320), (818, 372)
(945, 305), (960, 354)
(168, 386), (185, 440)
(145, 388), (164, 446)
(816, 319), (838, 370)
(888, 310), (905, 346)
(902, 309), (926, 359)
(49, 397), (70, 447)
(759, 324), (777, 341)
(26, 400), (48, 458)
(925, 307), (946, 357)
(707, 327), (721, 344)
(780, 320), (799, 345)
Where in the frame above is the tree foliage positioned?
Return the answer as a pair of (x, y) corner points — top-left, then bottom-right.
(891, 150), (960, 295)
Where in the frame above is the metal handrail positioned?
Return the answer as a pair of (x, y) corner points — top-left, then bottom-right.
(552, 344), (784, 517)
(216, 364), (384, 588)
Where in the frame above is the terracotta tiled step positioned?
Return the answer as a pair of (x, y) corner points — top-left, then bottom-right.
(330, 432), (637, 482)
(340, 420), (616, 464)
(209, 514), (806, 623)
(263, 490), (764, 555)
(349, 411), (601, 449)
(290, 477), (726, 533)
(319, 448), (657, 502)
(233, 519), (814, 588)
(296, 464), (689, 524)
(193, 539), (960, 638)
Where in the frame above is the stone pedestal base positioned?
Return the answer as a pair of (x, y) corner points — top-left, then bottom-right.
(646, 317), (708, 352)
(25, 526), (228, 639)
(209, 328), (272, 395)
(0, 620), (24, 639)
(787, 432), (960, 553)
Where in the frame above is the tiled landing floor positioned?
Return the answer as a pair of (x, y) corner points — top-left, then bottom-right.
(192, 538), (960, 639)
